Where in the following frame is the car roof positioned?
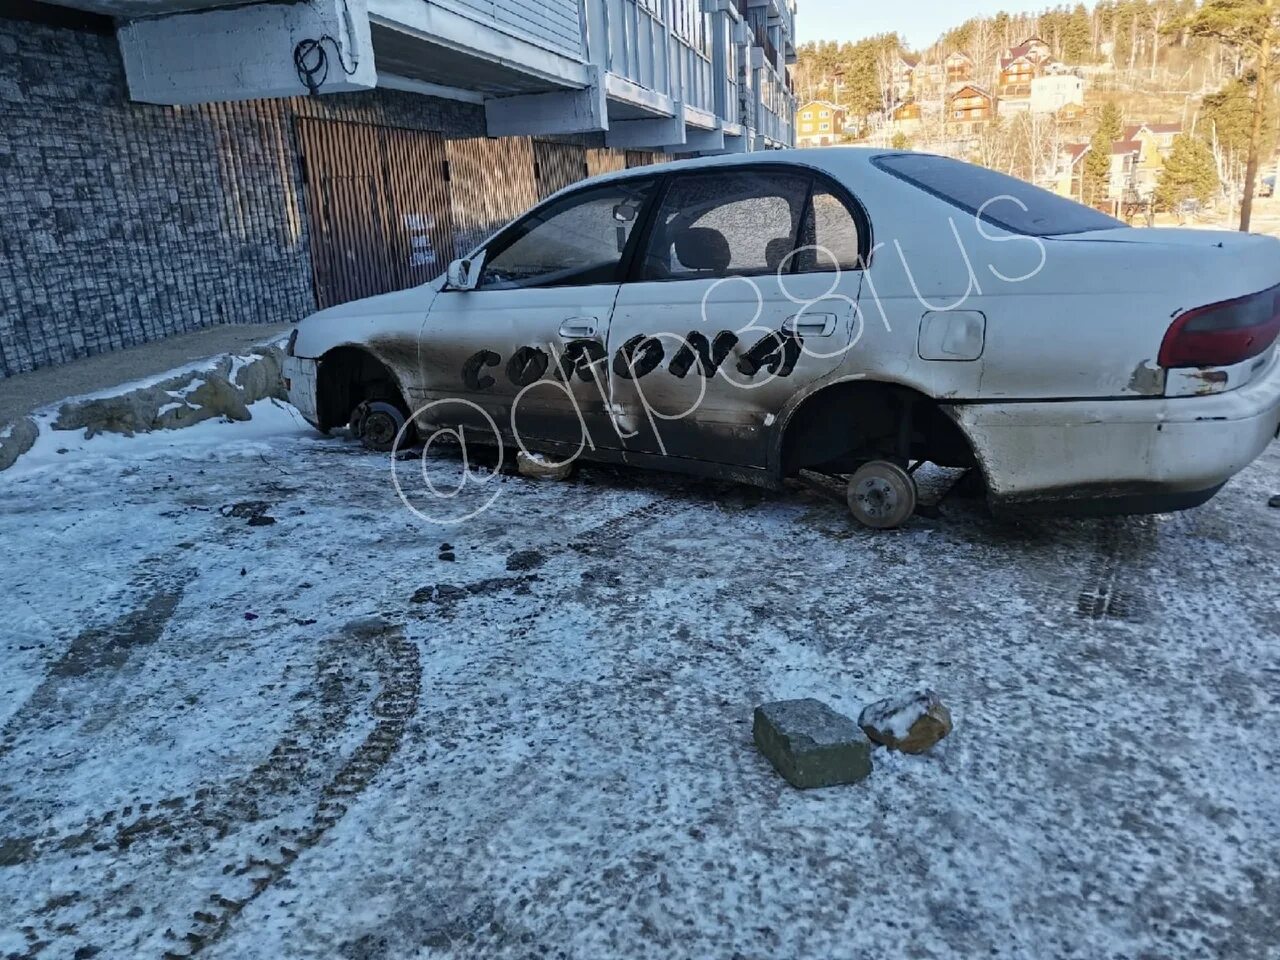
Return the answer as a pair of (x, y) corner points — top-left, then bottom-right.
(578, 147), (890, 190)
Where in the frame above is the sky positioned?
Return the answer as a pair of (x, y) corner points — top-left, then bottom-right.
(796, 0), (1044, 50)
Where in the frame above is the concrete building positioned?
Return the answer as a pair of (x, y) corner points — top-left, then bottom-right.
(888, 53), (918, 104)
(1051, 142), (1091, 200)
(1108, 140), (1143, 204)
(1030, 75), (1084, 115)
(947, 84), (997, 135)
(796, 99), (845, 147)
(889, 101), (923, 137)
(944, 51), (973, 87)
(0, 0), (797, 378)
(1123, 123), (1183, 199)
(996, 37), (1051, 100)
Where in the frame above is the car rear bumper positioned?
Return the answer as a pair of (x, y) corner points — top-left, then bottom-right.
(283, 355), (321, 430)
(948, 350), (1280, 516)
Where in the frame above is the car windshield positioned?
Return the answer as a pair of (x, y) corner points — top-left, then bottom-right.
(874, 153), (1125, 237)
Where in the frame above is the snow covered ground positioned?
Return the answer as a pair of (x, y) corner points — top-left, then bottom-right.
(2, 402), (1279, 960)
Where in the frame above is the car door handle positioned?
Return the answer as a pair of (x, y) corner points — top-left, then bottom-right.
(784, 313), (838, 337)
(559, 317), (599, 339)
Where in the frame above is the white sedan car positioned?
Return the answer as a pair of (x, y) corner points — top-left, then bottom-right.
(284, 149), (1280, 528)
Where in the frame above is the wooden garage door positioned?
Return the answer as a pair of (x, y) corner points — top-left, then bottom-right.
(296, 118), (455, 309)
(445, 136), (540, 257)
(533, 140), (588, 200)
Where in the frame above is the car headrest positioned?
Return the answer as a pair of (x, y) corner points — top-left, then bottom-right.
(765, 237), (794, 273)
(674, 227), (731, 274)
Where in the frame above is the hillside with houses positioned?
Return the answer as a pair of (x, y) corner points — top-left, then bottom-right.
(794, 1), (1280, 227)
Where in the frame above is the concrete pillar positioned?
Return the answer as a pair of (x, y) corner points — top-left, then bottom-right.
(486, 68), (608, 137)
(606, 108), (687, 150)
(119, 0), (377, 105)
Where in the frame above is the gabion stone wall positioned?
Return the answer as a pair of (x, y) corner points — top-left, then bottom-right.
(0, 14), (486, 379)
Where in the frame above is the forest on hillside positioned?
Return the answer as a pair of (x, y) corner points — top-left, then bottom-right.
(793, 0), (1279, 226)
(796, 1), (1241, 116)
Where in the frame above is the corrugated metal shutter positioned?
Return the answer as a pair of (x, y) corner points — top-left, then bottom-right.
(296, 118), (454, 309)
(586, 148), (628, 178)
(625, 150), (672, 168)
(445, 136), (539, 257)
(533, 140), (588, 200)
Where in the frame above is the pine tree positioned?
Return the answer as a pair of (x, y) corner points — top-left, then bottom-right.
(1063, 4), (1095, 62)
(1154, 135), (1221, 209)
(1179, 0), (1279, 230)
(1203, 75), (1277, 154)
(1098, 100), (1125, 142)
(1082, 126), (1115, 206)
(1081, 102), (1124, 207)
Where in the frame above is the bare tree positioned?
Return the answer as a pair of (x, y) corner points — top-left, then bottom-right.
(1150, 4), (1169, 79)
(876, 46), (898, 116)
(967, 17), (1001, 90)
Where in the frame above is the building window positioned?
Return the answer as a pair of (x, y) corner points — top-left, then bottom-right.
(819, 122), (830, 131)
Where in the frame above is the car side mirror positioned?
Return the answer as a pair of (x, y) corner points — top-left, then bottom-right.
(446, 255), (482, 291)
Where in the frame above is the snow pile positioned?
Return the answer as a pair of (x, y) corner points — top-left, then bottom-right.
(0, 338), (289, 474)
(52, 347), (286, 439)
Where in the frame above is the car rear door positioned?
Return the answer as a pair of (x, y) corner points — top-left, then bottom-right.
(416, 178), (655, 454)
(606, 166), (866, 468)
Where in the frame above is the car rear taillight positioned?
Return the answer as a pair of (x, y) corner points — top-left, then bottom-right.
(1158, 283), (1280, 368)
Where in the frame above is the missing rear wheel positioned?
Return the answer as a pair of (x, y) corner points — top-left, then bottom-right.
(847, 461), (917, 530)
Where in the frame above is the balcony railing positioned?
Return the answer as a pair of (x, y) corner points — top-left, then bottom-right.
(753, 58), (792, 145)
(754, 24), (779, 71)
(456, 0), (584, 59)
(592, 0), (670, 99)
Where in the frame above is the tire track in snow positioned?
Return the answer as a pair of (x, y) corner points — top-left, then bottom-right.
(3, 620), (419, 960)
(1074, 517), (1158, 622)
(0, 563), (190, 767)
(158, 619), (420, 959)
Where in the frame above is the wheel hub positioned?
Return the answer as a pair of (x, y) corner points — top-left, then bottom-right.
(846, 460), (918, 530)
(363, 412), (397, 448)
(855, 478), (898, 519)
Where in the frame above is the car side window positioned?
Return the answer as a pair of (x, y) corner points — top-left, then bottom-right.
(479, 179), (654, 290)
(639, 170), (812, 281)
(797, 187), (863, 273)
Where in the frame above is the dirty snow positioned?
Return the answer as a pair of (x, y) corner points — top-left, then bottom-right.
(2, 401), (1279, 959)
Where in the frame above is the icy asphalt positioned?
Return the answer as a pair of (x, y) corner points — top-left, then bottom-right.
(1, 401), (1278, 960)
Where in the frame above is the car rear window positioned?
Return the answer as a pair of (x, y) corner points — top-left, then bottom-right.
(873, 153), (1125, 237)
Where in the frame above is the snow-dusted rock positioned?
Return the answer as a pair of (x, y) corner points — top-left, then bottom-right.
(517, 450), (573, 481)
(753, 698), (872, 789)
(858, 690), (953, 754)
(52, 347), (285, 439)
(0, 417), (38, 472)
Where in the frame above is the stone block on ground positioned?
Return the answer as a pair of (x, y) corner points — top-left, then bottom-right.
(753, 698), (873, 790)
(859, 689), (953, 754)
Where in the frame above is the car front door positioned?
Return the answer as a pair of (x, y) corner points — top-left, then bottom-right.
(415, 178), (655, 456)
(606, 167), (867, 469)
